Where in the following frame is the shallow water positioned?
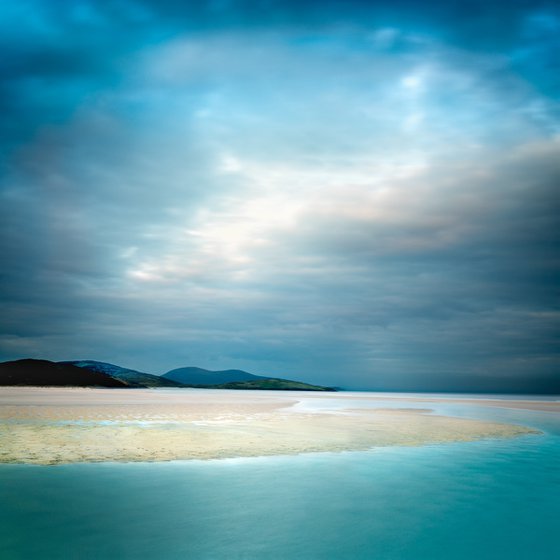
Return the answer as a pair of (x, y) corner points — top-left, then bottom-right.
(0, 394), (559, 560)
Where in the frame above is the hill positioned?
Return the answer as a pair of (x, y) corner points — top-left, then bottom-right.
(163, 366), (335, 391)
(61, 360), (183, 388)
(212, 379), (336, 391)
(0, 359), (336, 391)
(0, 359), (127, 387)
(163, 366), (266, 385)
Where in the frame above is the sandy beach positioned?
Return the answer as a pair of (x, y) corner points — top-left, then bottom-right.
(296, 393), (560, 413)
(0, 388), (542, 465)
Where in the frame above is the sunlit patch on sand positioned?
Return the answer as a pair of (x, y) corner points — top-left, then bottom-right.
(0, 388), (540, 465)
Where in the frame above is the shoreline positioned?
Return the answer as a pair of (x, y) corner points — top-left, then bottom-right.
(0, 388), (542, 465)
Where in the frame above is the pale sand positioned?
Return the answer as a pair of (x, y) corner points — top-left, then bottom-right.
(298, 393), (560, 413)
(0, 388), (540, 465)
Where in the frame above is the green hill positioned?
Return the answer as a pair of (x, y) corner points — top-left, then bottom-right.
(198, 378), (336, 391)
(163, 366), (266, 385)
(61, 361), (183, 388)
(2, 359), (337, 392)
(163, 366), (335, 391)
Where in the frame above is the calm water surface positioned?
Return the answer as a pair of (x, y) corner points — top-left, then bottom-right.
(1, 393), (559, 560)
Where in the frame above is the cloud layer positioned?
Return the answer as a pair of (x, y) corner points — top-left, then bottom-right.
(1, 1), (559, 390)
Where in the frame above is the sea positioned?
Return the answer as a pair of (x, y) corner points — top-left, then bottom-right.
(0, 392), (559, 560)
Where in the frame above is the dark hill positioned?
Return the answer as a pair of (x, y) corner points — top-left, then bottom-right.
(0, 359), (127, 387)
(162, 366), (267, 385)
(61, 360), (183, 388)
(162, 366), (336, 391)
(214, 379), (336, 391)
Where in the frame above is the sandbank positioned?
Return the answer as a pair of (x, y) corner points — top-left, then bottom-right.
(297, 392), (560, 413)
(0, 387), (540, 465)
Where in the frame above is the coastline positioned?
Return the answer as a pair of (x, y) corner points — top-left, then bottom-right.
(0, 387), (541, 465)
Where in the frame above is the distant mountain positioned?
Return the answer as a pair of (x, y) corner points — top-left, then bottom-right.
(213, 379), (336, 391)
(163, 366), (266, 385)
(0, 359), (336, 391)
(0, 359), (127, 387)
(162, 366), (336, 391)
(61, 360), (183, 388)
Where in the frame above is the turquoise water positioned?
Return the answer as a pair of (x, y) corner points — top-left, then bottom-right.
(1, 396), (559, 559)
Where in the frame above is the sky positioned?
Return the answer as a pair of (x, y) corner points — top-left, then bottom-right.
(1, 0), (559, 392)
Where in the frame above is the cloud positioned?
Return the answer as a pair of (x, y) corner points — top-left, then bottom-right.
(0, 1), (558, 390)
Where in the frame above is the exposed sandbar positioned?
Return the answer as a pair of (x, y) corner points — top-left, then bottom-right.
(298, 392), (560, 413)
(0, 388), (539, 465)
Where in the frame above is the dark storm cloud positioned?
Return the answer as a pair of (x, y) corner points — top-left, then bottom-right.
(1, 0), (557, 156)
(0, 0), (558, 391)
